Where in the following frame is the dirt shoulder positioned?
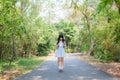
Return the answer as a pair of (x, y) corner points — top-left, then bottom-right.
(76, 54), (120, 77)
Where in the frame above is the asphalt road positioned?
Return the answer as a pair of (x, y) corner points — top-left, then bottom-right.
(14, 54), (119, 80)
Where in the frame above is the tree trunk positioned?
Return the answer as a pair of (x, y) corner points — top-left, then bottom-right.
(82, 12), (94, 56)
(87, 38), (94, 56)
(9, 30), (16, 66)
(82, 12), (91, 32)
(118, 5), (120, 15)
(114, 0), (120, 15)
(0, 44), (2, 60)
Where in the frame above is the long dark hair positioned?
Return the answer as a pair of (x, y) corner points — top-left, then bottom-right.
(57, 34), (65, 44)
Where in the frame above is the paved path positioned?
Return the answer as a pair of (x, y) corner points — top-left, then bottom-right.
(14, 54), (119, 80)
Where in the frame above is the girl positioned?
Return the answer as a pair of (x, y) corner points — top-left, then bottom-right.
(56, 34), (66, 72)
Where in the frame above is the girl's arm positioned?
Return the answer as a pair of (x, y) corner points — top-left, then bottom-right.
(63, 42), (66, 48)
(56, 44), (59, 48)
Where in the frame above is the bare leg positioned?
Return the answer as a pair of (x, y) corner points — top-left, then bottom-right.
(58, 57), (61, 67)
(61, 57), (64, 69)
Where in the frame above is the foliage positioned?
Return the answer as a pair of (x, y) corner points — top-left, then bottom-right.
(92, 9), (120, 62)
(54, 21), (79, 53)
(0, 0), (56, 65)
(97, 0), (120, 14)
(36, 39), (51, 56)
(65, 0), (120, 62)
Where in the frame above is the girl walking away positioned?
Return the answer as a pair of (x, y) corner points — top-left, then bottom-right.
(56, 34), (66, 72)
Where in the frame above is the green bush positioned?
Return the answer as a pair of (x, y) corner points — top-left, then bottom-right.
(113, 53), (120, 62)
(94, 50), (113, 62)
(36, 43), (48, 56)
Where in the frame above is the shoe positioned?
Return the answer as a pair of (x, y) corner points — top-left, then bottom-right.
(61, 69), (63, 72)
(58, 69), (63, 72)
(58, 69), (61, 72)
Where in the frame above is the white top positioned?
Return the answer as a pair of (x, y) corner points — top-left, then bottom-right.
(59, 41), (64, 47)
(55, 41), (66, 57)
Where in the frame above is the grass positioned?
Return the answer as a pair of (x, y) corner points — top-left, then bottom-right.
(0, 56), (48, 80)
(0, 57), (44, 71)
(17, 57), (44, 71)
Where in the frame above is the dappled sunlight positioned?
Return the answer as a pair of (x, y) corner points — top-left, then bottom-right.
(29, 76), (42, 80)
(36, 66), (49, 71)
(67, 64), (77, 67)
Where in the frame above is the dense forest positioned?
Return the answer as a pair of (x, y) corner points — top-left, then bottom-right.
(0, 0), (120, 68)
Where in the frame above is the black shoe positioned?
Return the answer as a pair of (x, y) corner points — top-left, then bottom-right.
(59, 69), (63, 72)
(61, 69), (63, 72)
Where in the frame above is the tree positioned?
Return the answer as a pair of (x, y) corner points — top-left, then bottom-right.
(65, 0), (99, 55)
(98, 0), (120, 15)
